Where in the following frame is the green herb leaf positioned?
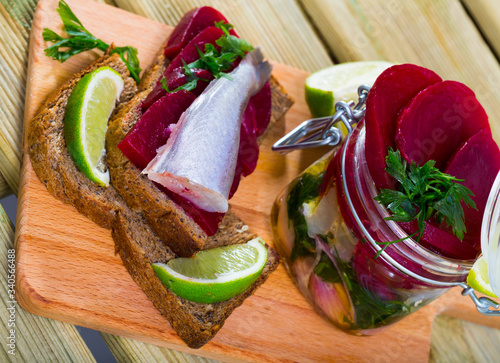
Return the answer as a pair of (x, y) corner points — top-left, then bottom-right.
(286, 171), (325, 262)
(214, 20), (234, 33)
(216, 34), (254, 58)
(179, 28), (254, 81)
(314, 252), (341, 283)
(42, 0), (141, 82)
(374, 148), (477, 247)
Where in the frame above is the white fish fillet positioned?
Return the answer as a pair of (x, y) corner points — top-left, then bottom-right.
(143, 48), (272, 213)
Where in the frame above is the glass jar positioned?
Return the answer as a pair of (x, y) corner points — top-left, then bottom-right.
(271, 122), (475, 334)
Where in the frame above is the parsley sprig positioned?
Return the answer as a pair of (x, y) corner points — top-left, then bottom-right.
(42, 1), (141, 82)
(161, 20), (254, 93)
(374, 148), (476, 253)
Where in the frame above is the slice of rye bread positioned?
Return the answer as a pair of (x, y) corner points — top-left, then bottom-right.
(106, 49), (294, 256)
(28, 49), (137, 229)
(112, 207), (279, 348)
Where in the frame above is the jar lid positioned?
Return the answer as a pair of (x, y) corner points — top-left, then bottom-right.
(481, 171), (500, 297)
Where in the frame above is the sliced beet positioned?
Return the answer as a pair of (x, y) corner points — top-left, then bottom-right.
(141, 68), (213, 112)
(156, 184), (224, 236)
(166, 26), (225, 73)
(164, 7), (237, 60)
(398, 220), (478, 260)
(395, 81), (491, 169)
(250, 82), (272, 137)
(365, 64), (442, 190)
(118, 91), (196, 169)
(140, 26), (234, 112)
(444, 129), (500, 250)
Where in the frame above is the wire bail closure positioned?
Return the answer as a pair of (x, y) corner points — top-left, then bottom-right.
(272, 85), (500, 317)
(272, 85), (370, 154)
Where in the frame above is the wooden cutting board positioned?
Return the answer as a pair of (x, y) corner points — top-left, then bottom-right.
(15, 0), (500, 361)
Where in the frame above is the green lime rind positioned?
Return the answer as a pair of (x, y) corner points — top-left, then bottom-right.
(467, 256), (498, 298)
(152, 238), (268, 304)
(305, 84), (334, 118)
(64, 66), (124, 187)
(305, 61), (393, 118)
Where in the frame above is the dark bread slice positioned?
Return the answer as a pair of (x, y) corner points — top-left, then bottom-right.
(107, 52), (294, 256)
(28, 49), (137, 229)
(112, 207), (279, 348)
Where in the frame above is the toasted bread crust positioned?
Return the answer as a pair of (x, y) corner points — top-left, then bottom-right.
(28, 50), (137, 229)
(107, 54), (294, 256)
(112, 208), (279, 349)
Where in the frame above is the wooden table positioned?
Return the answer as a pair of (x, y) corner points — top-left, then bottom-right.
(2, 0), (500, 361)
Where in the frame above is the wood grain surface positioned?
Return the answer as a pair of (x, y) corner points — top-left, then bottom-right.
(13, 0), (500, 362)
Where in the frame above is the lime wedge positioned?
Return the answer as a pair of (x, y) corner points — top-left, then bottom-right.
(152, 238), (268, 303)
(305, 61), (393, 118)
(467, 256), (498, 298)
(65, 66), (124, 186)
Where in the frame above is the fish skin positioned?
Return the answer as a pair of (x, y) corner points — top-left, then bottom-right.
(144, 48), (272, 213)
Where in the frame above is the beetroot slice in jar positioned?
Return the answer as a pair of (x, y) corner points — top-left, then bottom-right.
(365, 64), (442, 190)
(395, 80), (491, 169)
(398, 220), (478, 260)
(118, 91), (196, 170)
(444, 129), (500, 250)
(164, 6), (237, 60)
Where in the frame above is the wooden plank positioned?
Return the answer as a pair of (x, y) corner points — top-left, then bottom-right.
(0, 0), (32, 194)
(113, 0), (333, 73)
(298, 0), (500, 143)
(462, 0), (500, 61)
(0, 204), (96, 361)
(430, 315), (500, 362)
(0, 173), (11, 198)
(101, 333), (216, 363)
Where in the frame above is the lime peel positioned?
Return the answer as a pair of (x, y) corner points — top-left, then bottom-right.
(153, 238), (268, 303)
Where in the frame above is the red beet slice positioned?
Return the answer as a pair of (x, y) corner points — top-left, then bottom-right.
(444, 129), (500, 250)
(141, 68), (213, 112)
(398, 221), (478, 260)
(118, 91), (196, 169)
(395, 81), (491, 169)
(156, 184), (224, 236)
(250, 81), (272, 137)
(365, 64), (442, 190)
(164, 6), (237, 60)
(141, 26), (235, 112)
(166, 26), (225, 73)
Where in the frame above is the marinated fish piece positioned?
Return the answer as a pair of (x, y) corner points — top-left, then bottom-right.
(143, 48), (272, 213)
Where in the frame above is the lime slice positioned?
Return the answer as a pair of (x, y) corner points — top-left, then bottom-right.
(65, 66), (124, 186)
(152, 238), (268, 303)
(305, 61), (393, 118)
(467, 256), (498, 298)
